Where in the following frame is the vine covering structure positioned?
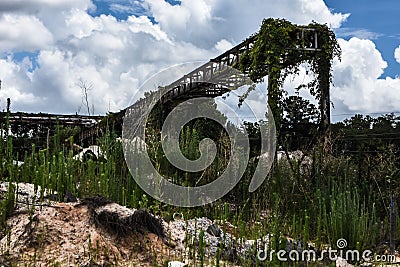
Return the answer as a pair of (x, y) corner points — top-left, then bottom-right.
(236, 18), (341, 143)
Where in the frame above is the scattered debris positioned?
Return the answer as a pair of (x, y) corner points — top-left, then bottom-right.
(167, 217), (269, 263)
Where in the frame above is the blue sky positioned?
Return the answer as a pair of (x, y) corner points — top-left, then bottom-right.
(0, 0), (399, 120)
(325, 0), (400, 78)
(87, 0), (400, 78)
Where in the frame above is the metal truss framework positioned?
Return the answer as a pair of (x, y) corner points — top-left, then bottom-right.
(2, 25), (331, 145)
(85, 26), (328, 144)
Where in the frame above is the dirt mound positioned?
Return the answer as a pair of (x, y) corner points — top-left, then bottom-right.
(0, 191), (172, 266)
(0, 183), (265, 266)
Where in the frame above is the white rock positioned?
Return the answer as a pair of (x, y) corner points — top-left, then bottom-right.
(168, 261), (187, 267)
(13, 160), (24, 166)
(336, 256), (354, 267)
(73, 145), (106, 161)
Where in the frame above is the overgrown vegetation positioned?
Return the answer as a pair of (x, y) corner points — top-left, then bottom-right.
(1, 99), (400, 265)
(236, 18), (340, 135)
(1, 18), (400, 266)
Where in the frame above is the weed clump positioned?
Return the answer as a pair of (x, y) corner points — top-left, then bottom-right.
(79, 195), (166, 240)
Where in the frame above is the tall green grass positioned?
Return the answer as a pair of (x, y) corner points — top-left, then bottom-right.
(0, 110), (399, 265)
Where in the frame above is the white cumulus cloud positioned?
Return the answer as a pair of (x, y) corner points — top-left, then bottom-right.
(0, 14), (53, 52)
(0, 57), (40, 109)
(331, 38), (400, 115)
(395, 45), (400, 64)
(6, 0), (397, 119)
(1, 7), (217, 113)
(144, 0), (349, 48)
